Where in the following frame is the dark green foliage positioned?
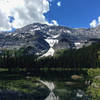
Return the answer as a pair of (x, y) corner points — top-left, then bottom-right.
(0, 46), (37, 72)
(37, 42), (100, 69)
(0, 43), (100, 71)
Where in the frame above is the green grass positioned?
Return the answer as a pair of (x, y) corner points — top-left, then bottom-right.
(86, 68), (100, 100)
(88, 68), (100, 77)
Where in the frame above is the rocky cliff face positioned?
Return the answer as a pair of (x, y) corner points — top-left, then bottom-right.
(0, 23), (100, 56)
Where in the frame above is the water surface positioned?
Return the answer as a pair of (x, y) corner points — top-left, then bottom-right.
(0, 70), (91, 100)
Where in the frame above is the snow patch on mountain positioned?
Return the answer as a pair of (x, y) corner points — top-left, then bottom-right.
(33, 27), (41, 31)
(42, 48), (55, 57)
(45, 38), (58, 47)
(67, 30), (71, 33)
(12, 33), (18, 36)
(42, 38), (58, 57)
(52, 34), (60, 38)
(5, 32), (12, 36)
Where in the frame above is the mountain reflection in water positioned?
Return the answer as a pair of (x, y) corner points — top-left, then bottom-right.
(0, 70), (90, 100)
(40, 80), (59, 100)
(45, 92), (59, 100)
(37, 70), (89, 100)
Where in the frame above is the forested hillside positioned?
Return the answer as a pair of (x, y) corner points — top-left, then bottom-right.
(0, 42), (100, 71)
(38, 42), (100, 69)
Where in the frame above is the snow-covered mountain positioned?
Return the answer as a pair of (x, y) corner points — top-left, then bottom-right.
(0, 23), (100, 56)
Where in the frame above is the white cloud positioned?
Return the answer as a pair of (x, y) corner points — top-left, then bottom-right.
(57, 1), (61, 7)
(98, 16), (100, 24)
(90, 16), (100, 28)
(51, 20), (59, 26)
(0, 0), (58, 31)
(90, 20), (97, 28)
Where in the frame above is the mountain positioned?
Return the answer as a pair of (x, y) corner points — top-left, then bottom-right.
(0, 23), (100, 56)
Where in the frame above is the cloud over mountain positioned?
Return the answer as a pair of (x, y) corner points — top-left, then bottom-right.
(90, 16), (100, 28)
(0, 0), (51, 31)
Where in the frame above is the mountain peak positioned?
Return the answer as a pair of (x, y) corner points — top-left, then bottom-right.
(0, 23), (100, 56)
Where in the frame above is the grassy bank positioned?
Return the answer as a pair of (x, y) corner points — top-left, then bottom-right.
(87, 68), (100, 100)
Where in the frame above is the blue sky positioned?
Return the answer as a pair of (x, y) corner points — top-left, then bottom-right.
(0, 0), (100, 31)
(46, 0), (100, 28)
(8, 16), (15, 23)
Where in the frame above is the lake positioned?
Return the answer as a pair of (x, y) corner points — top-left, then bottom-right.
(0, 70), (93, 100)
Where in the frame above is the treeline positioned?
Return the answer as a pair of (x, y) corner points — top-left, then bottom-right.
(0, 42), (100, 72)
(36, 42), (100, 69)
(0, 46), (37, 72)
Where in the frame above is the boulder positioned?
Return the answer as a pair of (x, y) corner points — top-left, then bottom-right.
(71, 75), (82, 80)
(94, 76), (100, 80)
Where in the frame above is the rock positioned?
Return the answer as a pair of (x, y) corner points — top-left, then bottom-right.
(65, 82), (80, 85)
(94, 76), (100, 80)
(85, 80), (91, 85)
(71, 75), (82, 80)
(76, 89), (87, 99)
(91, 83), (100, 89)
(25, 76), (31, 79)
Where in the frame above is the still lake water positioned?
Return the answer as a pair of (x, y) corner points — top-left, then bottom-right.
(0, 70), (91, 100)
(31, 70), (90, 100)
